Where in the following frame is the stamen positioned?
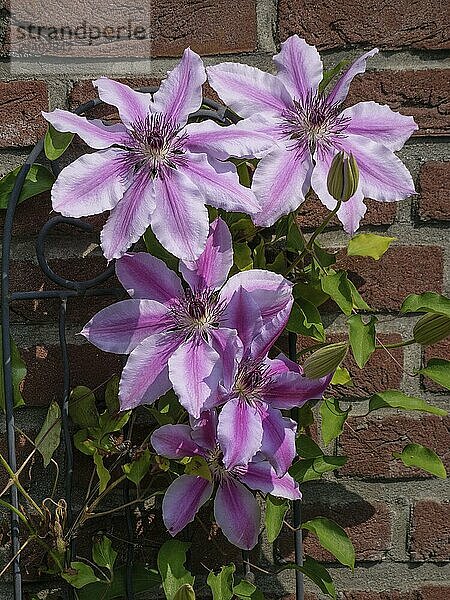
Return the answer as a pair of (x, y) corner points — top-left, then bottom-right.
(233, 358), (273, 405)
(169, 288), (225, 337)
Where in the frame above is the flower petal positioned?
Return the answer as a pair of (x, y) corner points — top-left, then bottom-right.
(264, 366), (331, 410)
(252, 143), (313, 227)
(119, 331), (182, 410)
(151, 424), (204, 458)
(190, 410), (218, 452)
(116, 252), (183, 303)
(239, 461), (301, 500)
(163, 475), (213, 536)
(100, 169), (156, 261)
(51, 149), (131, 218)
(208, 328), (243, 392)
(327, 48), (379, 106)
(273, 35), (323, 100)
(214, 478), (260, 549)
(152, 168), (209, 261)
(183, 152), (260, 215)
(93, 77), (153, 128)
(180, 217), (233, 292)
(153, 48), (206, 126)
(260, 407), (297, 476)
(218, 398), (263, 470)
(185, 115), (276, 160)
(220, 287), (263, 353)
(81, 299), (173, 354)
(168, 336), (222, 418)
(42, 109), (130, 149)
(342, 101), (418, 152)
(207, 62), (292, 118)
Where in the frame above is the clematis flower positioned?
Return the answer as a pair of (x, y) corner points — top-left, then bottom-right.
(151, 410), (300, 550)
(81, 218), (293, 417)
(42, 49), (273, 261)
(207, 35), (417, 233)
(214, 336), (331, 477)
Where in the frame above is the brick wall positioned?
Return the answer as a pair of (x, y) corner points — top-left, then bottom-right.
(0, 1), (449, 598)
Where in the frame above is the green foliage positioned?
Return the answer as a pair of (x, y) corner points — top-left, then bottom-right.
(35, 401), (61, 467)
(93, 453), (111, 493)
(348, 314), (377, 368)
(233, 580), (264, 600)
(278, 557), (336, 598)
(401, 292), (450, 317)
(92, 535), (117, 574)
(69, 386), (99, 428)
(157, 540), (194, 600)
(393, 443), (447, 479)
(0, 329), (26, 412)
(347, 233), (395, 260)
(62, 562), (99, 588)
(419, 359), (450, 390)
(233, 241), (253, 271)
(265, 495), (289, 543)
(291, 435), (347, 482)
(144, 226), (179, 272)
(207, 564), (235, 600)
(320, 398), (350, 446)
(286, 299), (325, 341)
(331, 366), (352, 386)
(123, 449), (152, 485)
(78, 565), (160, 599)
(302, 517), (355, 569)
(44, 125), (74, 160)
(0, 164), (55, 209)
(368, 390), (447, 416)
(320, 270), (353, 315)
(319, 59), (349, 92)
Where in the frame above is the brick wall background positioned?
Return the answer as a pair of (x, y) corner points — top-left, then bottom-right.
(0, 1), (449, 598)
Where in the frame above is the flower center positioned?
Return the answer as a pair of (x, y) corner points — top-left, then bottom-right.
(281, 92), (350, 155)
(169, 288), (224, 337)
(128, 113), (188, 177)
(233, 359), (272, 405)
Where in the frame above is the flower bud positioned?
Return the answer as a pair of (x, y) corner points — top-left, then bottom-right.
(327, 151), (359, 202)
(413, 312), (450, 346)
(303, 342), (348, 379)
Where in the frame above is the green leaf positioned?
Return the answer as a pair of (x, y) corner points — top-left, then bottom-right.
(35, 401), (61, 467)
(144, 227), (179, 272)
(207, 564), (235, 600)
(419, 359), (450, 390)
(321, 271), (353, 315)
(319, 59), (349, 92)
(94, 452), (111, 493)
(233, 242), (253, 271)
(293, 282), (329, 307)
(0, 164), (55, 209)
(278, 557), (336, 598)
(369, 390), (447, 416)
(44, 125), (74, 160)
(302, 517), (355, 569)
(233, 580), (264, 600)
(69, 386), (99, 428)
(290, 455), (347, 483)
(253, 238), (266, 268)
(348, 280), (371, 311)
(331, 366), (352, 386)
(286, 219), (305, 252)
(266, 251), (286, 274)
(157, 540), (194, 600)
(296, 404), (315, 429)
(320, 398), (350, 446)
(173, 584), (195, 600)
(229, 216), (256, 241)
(77, 564), (160, 599)
(296, 434), (322, 458)
(393, 443), (446, 479)
(286, 299), (325, 341)
(92, 535), (117, 573)
(348, 314), (377, 368)
(265, 495), (289, 543)
(347, 233), (395, 260)
(62, 562), (100, 589)
(313, 243), (336, 268)
(401, 292), (450, 317)
(123, 449), (152, 486)
(183, 455), (211, 481)
(97, 408), (130, 436)
(105, 375), (120, 414)
(0, 329), (26, 412)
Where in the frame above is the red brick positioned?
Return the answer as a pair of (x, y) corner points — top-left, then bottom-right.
(418, 585), (450, 600)
(335, 246), (444, 312)
(339, 415), (450, 479)
(278, 0), (449, 50)
(20, 343), (123, 406)
(279, 499), (391, 562)
(423, 338), (450, 392)
(410, 500), (450, 561)
(418, 162), (450, 222)
(346, 70), (450, 137)
(0, 81), (48, 148)
(341, 593), (415, 600)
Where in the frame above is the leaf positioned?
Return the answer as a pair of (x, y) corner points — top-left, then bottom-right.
(393, 443), (446, 479)
(290, 456), (347, 482)
(331, 367), (352, 386)
(252, 238), (266, 268)
(321, 271), (353, 315)
(296, 404), (315, 429)
(35, 401), (61, 467)
(293, 282), (329, 307)
(183, 455), (211, 481)
(44, 125), (74, 160)
(347, 233), (395, 260)
(320, 398), (350, 446)
(419, 359), (450, 390)
(105, 375), (121, 414)
(97, 408), (130, 436)
(144, 226), (179, 272)
(348, 314), (377, 368)
(77, 564), (160, 599)
(277, 557), (336, 598)
(348, 280), (371, 311)
(319, 59), (349, 92)
(69, 386), (99, 428)
(265, 495), (289, 543)
(157, 540), (194, 600)
(62, 562), (100, 589)
(233, 580), (264, 600)
(369, 390), (447, 416)
(266, 252), (286, 274)
(233, 242), (253, 271)
(296, 434), (322, 458)
(229, 217), (256, 241)
(286, 219), (305, 252)
(92, 535), (117, 573)
(173, 584), (196, 600)
(0, 164), (55, 209)
(401, 292), (450, 317)
(123, 449), (152, 485)
(0, 329), (26, 412)
(207, 564), (235, 600)
(302, 517), (355, 569)
(94, 452), (111, 494)
(286, 299), (325, 342)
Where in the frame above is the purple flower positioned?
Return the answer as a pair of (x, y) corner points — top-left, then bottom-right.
(207, 35), (418, 233)
(81, 218), (293, 417)
(42, 49), (273, 261)
(151, 410), (300, 550)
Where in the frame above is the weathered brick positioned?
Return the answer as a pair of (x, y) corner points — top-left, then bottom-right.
(410, 500), (450, 561)
(418, 585), (450, 600)
(0, 81), (48, 148)
(418, 162), (450, 222)
(278, 0), (449, 50)
(346, 70), (450, 137)
(339, 415), (450, 479)
(341, 593), (415, 600)
(335, 246), (444, 311)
